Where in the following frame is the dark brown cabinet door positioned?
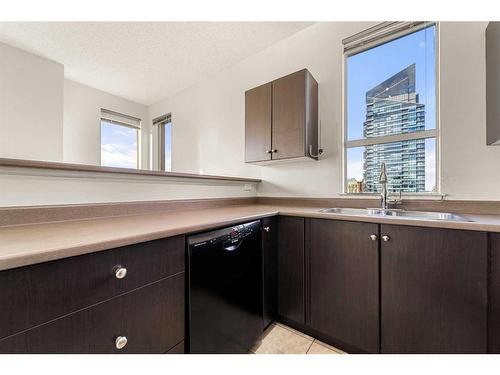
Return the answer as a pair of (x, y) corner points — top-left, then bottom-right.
(277, 216), (305, 324)
(381, 225), (487, 353)
(166, 341), (185, 354)
(0, 274), (185, 354)
(309, 219), (380, 353)
(0, 235), (185, 340)
(262, 216), (278, 328)
(272, 70), (306, 160)
(489, 233), (500, 352)
(245, 82), (272, 162)
(245, 69), (318, 163)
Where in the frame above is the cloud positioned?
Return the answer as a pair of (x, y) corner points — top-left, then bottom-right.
(101, 143), (137, 168)
(425, 146), (436, 191)
(347, 159), (364, 181)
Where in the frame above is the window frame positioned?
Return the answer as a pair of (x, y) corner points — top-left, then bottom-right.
(341, 21), (441, 195)
(99, 109), (142, 169)
(153, 113), (172, 172)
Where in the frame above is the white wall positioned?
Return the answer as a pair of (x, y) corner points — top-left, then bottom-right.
(0, 166), (257, 207)
(439, 22), (500, 200)
(0, 43), (258, 207)
(150, 22), (500, 201)
(63, 79), (150, 168)
(0, 41), (64, 162)
(149, 71), (263, 180)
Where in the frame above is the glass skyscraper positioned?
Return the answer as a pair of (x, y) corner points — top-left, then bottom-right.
(363, 64), (426, 193)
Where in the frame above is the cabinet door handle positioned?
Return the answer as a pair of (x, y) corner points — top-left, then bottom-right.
(115, 336), (128, 350)
(382, 235), (391, 242)
(114, 266), (127, 279)
(263, 226), (270, 233)
(369, 234), (378, 241)
(271, 149), (277, 153)
(265, 149), (272, 154)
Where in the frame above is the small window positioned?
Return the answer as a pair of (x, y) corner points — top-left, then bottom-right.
(100, 109), (141, 169)
(343, 22), (438, 194)
(153, 113), (172, 172)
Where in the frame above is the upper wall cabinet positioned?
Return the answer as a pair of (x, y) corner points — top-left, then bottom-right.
(245, 69), (319, 163)
(486, 22), (500, 145)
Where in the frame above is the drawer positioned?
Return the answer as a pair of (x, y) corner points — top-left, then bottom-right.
(0, 273), (185, 353)
(0, 235), (185, 339)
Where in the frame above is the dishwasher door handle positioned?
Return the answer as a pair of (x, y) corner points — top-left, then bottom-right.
(223, 240), (244, 252)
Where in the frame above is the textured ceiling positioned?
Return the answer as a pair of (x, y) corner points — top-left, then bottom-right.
(0, 22), (313, 105)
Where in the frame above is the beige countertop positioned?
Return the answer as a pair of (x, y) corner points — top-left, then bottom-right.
(2, 204), (500, 271)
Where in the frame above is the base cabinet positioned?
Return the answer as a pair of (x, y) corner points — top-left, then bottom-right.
(262, 216), (278, 328)
(0, 236), (185, 354)
(380, 225), (487, 353)
(309, 219), (380, 353)
(488, 233), (500, 352)
(277, 216), (305, 324)
(0, 274), (185, 353)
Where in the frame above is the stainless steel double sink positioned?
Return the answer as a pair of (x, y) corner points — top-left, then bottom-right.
(319, 207), (472, 222)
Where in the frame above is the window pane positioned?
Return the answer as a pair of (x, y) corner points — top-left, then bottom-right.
(346, 25), (436, 141)
(164, 122), (172, 171)
(346, 138), (436, 194)
(100, 120), (138, 169)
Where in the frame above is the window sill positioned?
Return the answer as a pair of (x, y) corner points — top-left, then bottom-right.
(339, 192), (446, 201)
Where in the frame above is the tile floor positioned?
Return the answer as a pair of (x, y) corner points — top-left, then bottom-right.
(250, 322), (346, 354)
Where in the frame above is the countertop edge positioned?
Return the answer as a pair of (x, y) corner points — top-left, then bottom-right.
(0, 157), (262, 183)
(0, 210), (278, 271)
(2, 205), (500, 272)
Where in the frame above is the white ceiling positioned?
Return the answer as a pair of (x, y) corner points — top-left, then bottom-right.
(0, 22), (313, 105)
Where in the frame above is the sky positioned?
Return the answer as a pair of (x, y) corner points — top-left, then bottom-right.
(346, 25), (436, 191)
(101, 121), (138, 169)
(164, 122), (172, 171)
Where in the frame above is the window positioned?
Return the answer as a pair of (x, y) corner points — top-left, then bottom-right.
(153, 113), (172, 171)
(343, 22), (438, 194)
(100, 109), (141, 169)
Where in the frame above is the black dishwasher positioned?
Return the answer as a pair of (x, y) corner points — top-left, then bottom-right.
(187, 220), (263, 353)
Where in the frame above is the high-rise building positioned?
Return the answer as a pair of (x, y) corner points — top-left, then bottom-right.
(363, 64), (426, 193)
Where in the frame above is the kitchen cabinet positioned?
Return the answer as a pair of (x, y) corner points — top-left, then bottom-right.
(277, 216), (305, 324)
(380, 225), (487, 353)
(245, 83), (272, 162)
(0, 275), (184, 354)
(309, 219), (380, 353)
(244, 69), (318, 163)
(486, 22), (500, 145)
(166, 341), (185, 354)
(0, 236), (185, 353)
(262, 216), (278, 328)
(489, 233), (500, 352)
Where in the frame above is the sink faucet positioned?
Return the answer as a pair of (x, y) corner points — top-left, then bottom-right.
(379, 162), (403, 210)
(379, 162), (388, 209)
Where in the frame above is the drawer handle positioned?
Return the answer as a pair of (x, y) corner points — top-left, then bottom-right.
(115, 335), (128, 350)
(369, 234), (378, 241)
(114, 266), (128, 279)
(382, 235), (391, 242)
(263, 226), (270, 233)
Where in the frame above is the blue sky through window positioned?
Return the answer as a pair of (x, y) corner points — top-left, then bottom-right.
(164, 122), (172, 171)
(100, 120), (138, 169)
(346, 25), (436, 191)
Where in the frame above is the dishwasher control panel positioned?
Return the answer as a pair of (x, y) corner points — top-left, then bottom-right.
(188, 220), (261, 249)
